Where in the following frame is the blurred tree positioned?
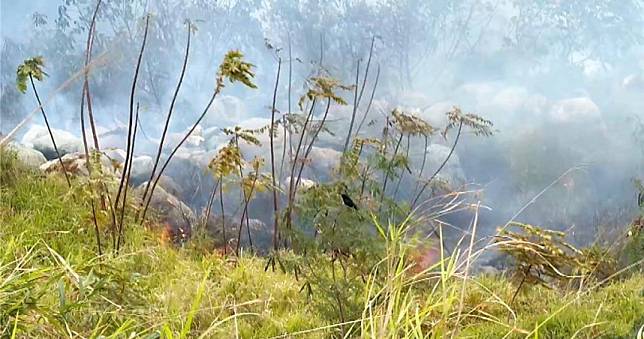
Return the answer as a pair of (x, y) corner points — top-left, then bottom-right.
(507, 0), (644, 67)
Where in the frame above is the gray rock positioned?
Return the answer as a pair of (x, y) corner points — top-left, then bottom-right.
(164, 150), (214, 207)
(39, 152), (120, 178)
(103, 148), (127, 163)
(156, 175), (181, 197)
(137, 184), (196, 242)
(7, 142), (47, 169)
(204, 214), (272, 252)
(129, 155), (154, 186)
(21, 125), (83, 160)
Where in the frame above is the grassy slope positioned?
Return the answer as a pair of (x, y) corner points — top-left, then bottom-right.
(1, 152), (642, 338)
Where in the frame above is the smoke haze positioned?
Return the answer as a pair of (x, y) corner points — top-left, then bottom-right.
(2, 0), (643, 247)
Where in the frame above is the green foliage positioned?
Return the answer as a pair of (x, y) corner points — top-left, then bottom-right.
(495, 222), (615, 288)
(0, 148), (27, 188)
(16, 56), (47, 93)
(0, 165), (331, 337)
(209, 125), (273, 194)
(1, 163), (642, 337)
(223, 125), (268, 146)
(295, 182), (380, 256)
(299, 75), (354, 109)
(391, 108), (435, 137)
(338, 137), (379, 179)
(241, 157), (273, 197)
(361, 215), (439, 338)
(208, 144), (242, 179)
(460, 274), (644, 338)
(444, 106), (494, 137)
(216, 50), (257, 93)
(620, 211), (643, 273)
(2, 36), (640, 339)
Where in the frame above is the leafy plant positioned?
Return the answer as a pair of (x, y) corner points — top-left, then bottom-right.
(283, 74), (352, 245)
(16, 57), (47, 94)
(380, 109), (435, 206)
(495, 222), (615, 305)
(412, 107), (494, 207)
(139, 50), (257, 225)
(216, 50), (257, 93)
(16, 56), (70, 186)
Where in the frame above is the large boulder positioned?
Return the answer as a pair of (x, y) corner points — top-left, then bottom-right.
(138, 184), (196, 241)
(283, 176), (317, 192)
(127, 156), (183, 197)
(549, 97), (601, 124)
(103, 148), (127, 163)
(129, 155), (155, 186)
(166, 125), (206, 151)
(165, 149), (215, 207)
(21, 125), (83, 160)
(155, 175), (182, 198)
(452, 82), (550, 129)
(39, 152), (120, 178)
(204, 214), (272, 253)
(7, 142), (47, 169)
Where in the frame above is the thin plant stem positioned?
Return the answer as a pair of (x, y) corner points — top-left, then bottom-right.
(219, 175), (226, 254)
(29, 75), (71, 186)
(116, 103), (140, 253)
(139, 23), (191, 214)
(343, 59), (360, 154)
(412, 120), (463, 208)
(392, 134), (411, 200)
(269, 59), (282, 251)
(204, 179), (220, 225)
(284, 99), (317, 237)
(236, 169), (259, 256)
(380, 132), (404, 205)
(83, 0), (102, 152)
(354, 64), (380, 138)
(293, 98), (331, 197)
(114, 15), (150, 242)
(140, 87), (221, 224)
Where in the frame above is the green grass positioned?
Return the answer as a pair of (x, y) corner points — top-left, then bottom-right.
(459, 275), (643, 338)
(0, 151), (332, 338)
(1, 150), (642, 338)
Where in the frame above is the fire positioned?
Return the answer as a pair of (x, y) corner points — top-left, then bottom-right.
(159, 223), (174, 245)
(409, 242), (440, 274)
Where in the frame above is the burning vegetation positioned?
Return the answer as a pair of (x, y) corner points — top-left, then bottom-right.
(1, 0), (644, 338)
